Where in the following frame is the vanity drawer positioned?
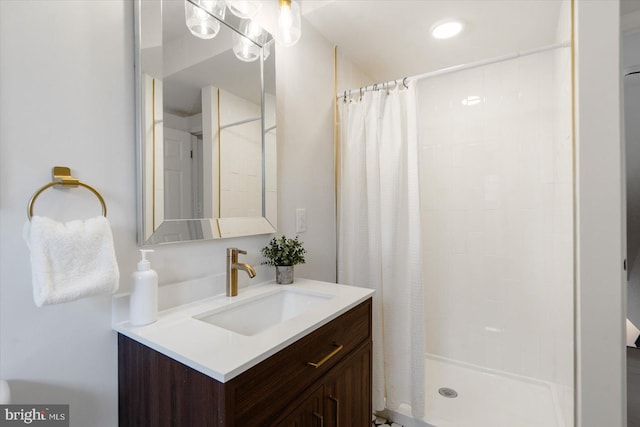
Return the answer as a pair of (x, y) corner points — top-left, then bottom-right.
(227, 298), (372, 427)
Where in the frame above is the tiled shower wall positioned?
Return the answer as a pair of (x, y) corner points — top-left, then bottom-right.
(417, 49), (573, 386)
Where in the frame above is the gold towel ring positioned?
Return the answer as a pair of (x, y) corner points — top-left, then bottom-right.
(27, 166), (107, 221)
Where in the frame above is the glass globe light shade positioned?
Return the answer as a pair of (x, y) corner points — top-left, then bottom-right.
(225, 0), (262, 19)
(274, 0), (301, 47)
(233, 19), (268, 62)
(184, 0), (225, 40)
(233, 34), (260, 62)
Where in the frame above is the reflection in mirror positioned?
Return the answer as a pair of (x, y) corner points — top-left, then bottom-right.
(136, 0), (277, 245)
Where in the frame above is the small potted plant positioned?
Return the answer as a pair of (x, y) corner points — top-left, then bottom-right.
(261, 235), (306, 284)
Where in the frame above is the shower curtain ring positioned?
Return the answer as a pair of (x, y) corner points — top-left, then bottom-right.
(343, 90), (347, 103)
(403, 77), (409, 88)
(360, 87), (364, 100)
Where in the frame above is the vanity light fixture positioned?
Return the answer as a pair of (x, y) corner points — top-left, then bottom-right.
(274, 0), (301, 47)
(225, 0), (262, 19)
(186, 0), (301, 49)
(185, 0), (226, 40)
(431, 20), (464, 40)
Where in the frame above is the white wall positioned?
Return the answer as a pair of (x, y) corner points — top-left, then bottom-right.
(417, 48), (573, 387)
(336, 48), (375, 94)
(219, 90), (263, 218)
(0, 2), (337, 426)
(276, 18), (338, 282)
(0, 3), (138, 426)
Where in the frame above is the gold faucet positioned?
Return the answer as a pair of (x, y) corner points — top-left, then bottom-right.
(226, 248), (257, 296)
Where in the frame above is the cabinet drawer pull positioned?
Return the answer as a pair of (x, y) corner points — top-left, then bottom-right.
(313, 411), (324, 426)
(306, 343), (344, 368)
(329, 395), (340, 427)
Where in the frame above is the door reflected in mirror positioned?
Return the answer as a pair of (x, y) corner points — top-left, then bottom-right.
(136, 0), (277, 245)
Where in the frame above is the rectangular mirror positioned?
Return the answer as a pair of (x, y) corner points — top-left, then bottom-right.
(135, 0), (277, 245)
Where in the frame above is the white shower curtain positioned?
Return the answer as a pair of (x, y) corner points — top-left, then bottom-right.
(337, 85), (425, 419)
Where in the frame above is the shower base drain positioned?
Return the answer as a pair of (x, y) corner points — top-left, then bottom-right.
(438, 387), (458, 398)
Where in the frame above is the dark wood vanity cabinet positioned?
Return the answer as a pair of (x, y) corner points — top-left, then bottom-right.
(274, 386), (324, 427)
(118, 298), (372, 427)
(272, 341), (371, 427)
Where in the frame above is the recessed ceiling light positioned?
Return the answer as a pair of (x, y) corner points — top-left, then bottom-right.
(431, 20), (464, 40)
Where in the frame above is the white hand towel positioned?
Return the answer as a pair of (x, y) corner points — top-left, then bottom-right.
(23, 216), (120, 307)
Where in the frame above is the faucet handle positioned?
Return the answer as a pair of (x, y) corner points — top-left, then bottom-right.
(227, 247), (247, 256)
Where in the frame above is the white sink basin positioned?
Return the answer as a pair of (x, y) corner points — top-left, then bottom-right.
(194, 288), (334, 336)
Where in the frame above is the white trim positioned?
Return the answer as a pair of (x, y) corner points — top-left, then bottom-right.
(574, 1), (626, 425)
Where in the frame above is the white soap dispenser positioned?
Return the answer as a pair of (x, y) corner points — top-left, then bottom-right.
(130, 249), (158, 326)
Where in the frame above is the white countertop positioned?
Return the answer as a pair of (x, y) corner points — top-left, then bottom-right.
(113, 278), (374, 383)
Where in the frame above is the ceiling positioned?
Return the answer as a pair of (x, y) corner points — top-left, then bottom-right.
(151, 0), (640, 113)
(302, 0), (564, 83)
(302, 0), (640, 84)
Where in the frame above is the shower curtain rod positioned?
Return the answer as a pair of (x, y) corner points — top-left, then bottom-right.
(337, 40), (571, 100)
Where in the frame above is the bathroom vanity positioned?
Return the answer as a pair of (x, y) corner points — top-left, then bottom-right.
(115, 279), (373, 426)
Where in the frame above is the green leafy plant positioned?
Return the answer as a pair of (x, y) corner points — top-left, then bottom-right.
(261, 235), (306, 267)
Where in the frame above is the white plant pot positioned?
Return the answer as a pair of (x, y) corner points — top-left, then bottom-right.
(276, 265), (294, 284)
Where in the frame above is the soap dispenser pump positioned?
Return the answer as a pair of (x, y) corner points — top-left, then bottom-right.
(130, 249), (158, 326)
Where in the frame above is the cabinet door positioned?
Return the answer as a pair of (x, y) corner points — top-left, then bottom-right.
(275, 386), (324, 427)
(324, 342), (372, 427)
(230, 300), (371, 427)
